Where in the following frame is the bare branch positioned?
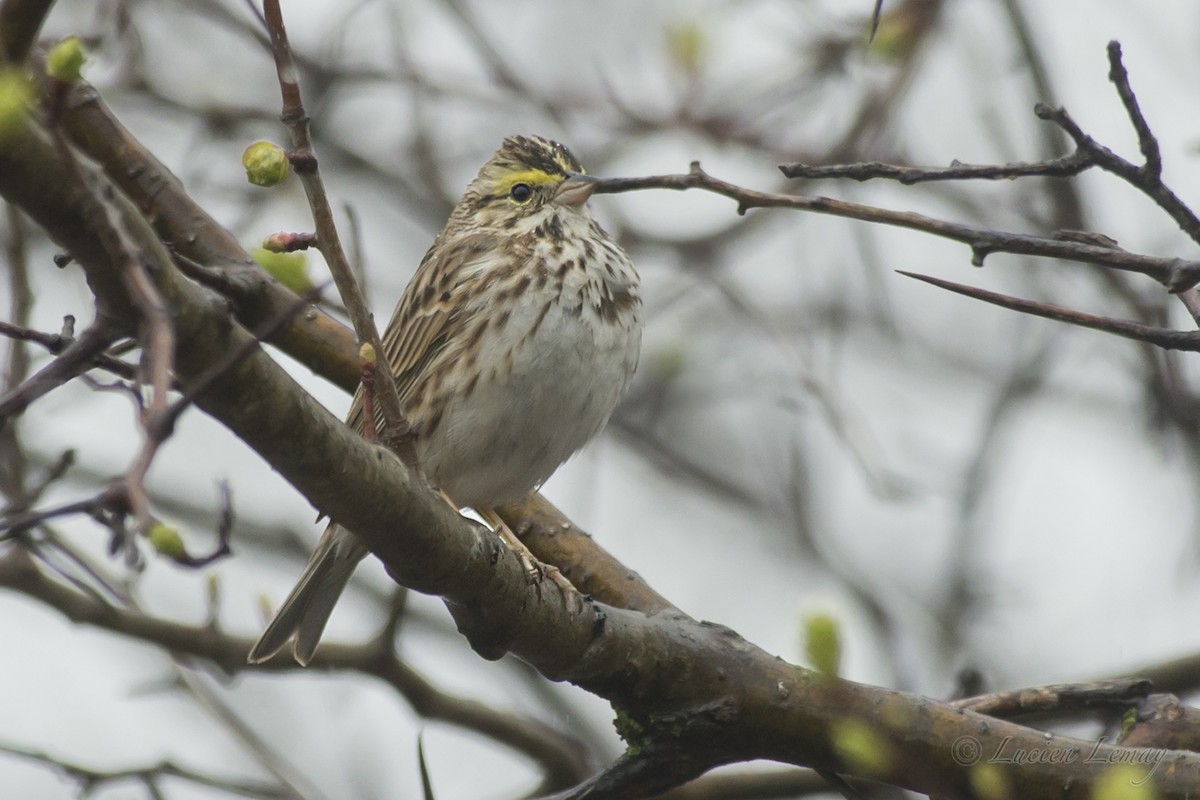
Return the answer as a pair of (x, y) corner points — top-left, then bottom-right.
(0, 547), (592, 788)
(953, 679), (1153, 718)
(258, 0), (412, 458)
(780, 151), (1093, 184)
(0, 320), (121, 422)
(593, 164), (1200, 291)
(897, 270), (1200, 351)
(0, 739), (292, 799)
(58, 80), (360, 389)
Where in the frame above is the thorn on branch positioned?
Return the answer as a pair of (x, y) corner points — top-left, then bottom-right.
(898, 270), (1200, 351)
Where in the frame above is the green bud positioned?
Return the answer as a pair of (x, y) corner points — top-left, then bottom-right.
(242, 140), (290, 187)
(1092, 764), (1159, 800)
(968, 764), (1010, 800)
(804, 612), (842, 677)
(0, 70), (33, 140)
(665, 20), (706, 77)
(250, 246), (312, 292)
(831, 719), (891, 777)
(148, 522), (186, 560)
(870, 9), (918, 60)
(46, 36), (87, 83)
(1119, 706), (1138, 740)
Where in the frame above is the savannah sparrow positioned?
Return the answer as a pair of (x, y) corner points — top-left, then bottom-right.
(249, 135), (643, 665)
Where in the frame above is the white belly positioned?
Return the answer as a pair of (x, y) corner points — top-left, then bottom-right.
(418, 287), (641, 507)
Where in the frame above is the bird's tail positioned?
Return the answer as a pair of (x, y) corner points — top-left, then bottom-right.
(248, 523), (367, 665)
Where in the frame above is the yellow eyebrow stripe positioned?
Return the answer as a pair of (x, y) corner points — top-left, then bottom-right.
(494, 169), (561, 194)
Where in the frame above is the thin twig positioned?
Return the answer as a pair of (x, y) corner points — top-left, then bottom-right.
(0, 740), (293, 800)
(0, 549), (592, 788)
(1106, 41), (1160, 179)
(780, 151), (1093, 183)
(0, 320), (123, 421)
(0, 201), (33, 507)
(44, 84), (176, 550)
(898, 270), (1200, 351)
(592, 164), (1200, 291)
(258, 0), (412, 457)
(953, 679), (1153, 718)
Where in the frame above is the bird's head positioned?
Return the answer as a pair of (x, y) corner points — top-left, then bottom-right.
(458, 135), (600, 230)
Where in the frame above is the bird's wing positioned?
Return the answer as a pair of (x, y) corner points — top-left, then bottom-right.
(345, 232), (501, 435)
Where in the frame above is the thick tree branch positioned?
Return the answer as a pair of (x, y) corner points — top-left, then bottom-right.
(58, 81), (360, 390)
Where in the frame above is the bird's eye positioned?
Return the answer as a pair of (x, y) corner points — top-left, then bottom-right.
(510, 183), (533, 203)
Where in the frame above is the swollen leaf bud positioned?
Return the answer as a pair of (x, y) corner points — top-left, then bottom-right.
(148, 522), (186, 561)
(1093, 764), (1159, 800)
(831, 719), (892, 777)
(242, 140), (290, 187)
(250, 247), (312, 292)
(46, 37), (87, 83)
(665, 20), (706, 78)
(0, 70), (33, 139)
(803, 612), (842, 677)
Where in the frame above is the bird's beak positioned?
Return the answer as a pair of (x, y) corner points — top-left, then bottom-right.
(554, 172), (600, 207)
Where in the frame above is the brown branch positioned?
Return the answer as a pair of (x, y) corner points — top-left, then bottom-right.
(0, 0), (54, 63)
(0, 547), (592, 789)
(1122, 695), (1200, 754)
(57, 80), (360, 390)
(45, 119), (174, 550)
(3, 204), (32, 392)
(1118, 653), (1200, 698)
(782, 39), (1198, 248)
(0, 201), (34, 511)
(592, 164), (1200, 292)
(0, 497), (104, 540)
(1033, 97), (1200, 248)
(495, 493), (676, 614)
(953, 680), (1153, 719)
(258, 0), (411, 457)
(0, 738), (291, 799)
(780, 151), (1093, 184)
(0, 320), (121, 422)
(897, 270), (1200, 351)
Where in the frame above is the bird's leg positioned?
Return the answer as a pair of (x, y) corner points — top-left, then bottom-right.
(478, 506), (579, 600)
